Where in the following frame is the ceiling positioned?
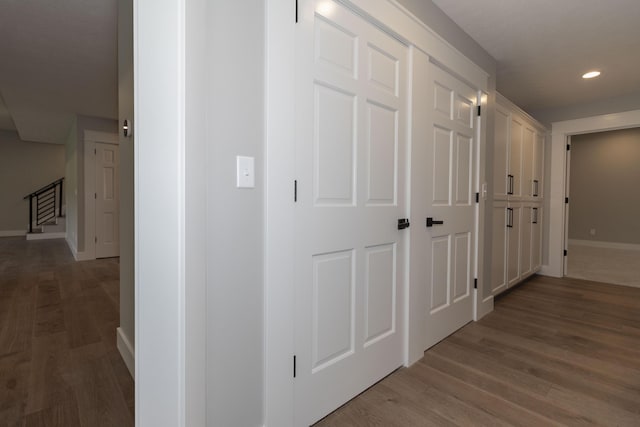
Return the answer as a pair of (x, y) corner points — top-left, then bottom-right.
(0, 0), (117, 144)
(1, 1), (639, 143)
(432, 0), (640, 113)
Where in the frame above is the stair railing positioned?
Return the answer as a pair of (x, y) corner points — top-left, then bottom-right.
(23, 178), (64, 233)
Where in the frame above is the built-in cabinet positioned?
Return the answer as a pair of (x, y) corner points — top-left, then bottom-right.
(491, 93), (546, 296)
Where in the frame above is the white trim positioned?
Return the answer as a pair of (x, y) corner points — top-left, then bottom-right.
(0, 230), (26, 237)
(545, 109), (640, 277)
(117, 326), (135, 377)
(26, 231), (66, 241)
(264, 0), (296, 425)
(66, 235), (93, 261)
(135, 0), (188, 426)
(568, 239), (640, 251)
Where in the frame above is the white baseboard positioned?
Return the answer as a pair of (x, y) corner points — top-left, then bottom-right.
(568, 239), (640, 251)
(538, 264), (562, 277)
(474, 292), (493, 321)
(66, 236), (94, 261)
(26, 231), (67, 241)
(0, 230), (27, 237)
(117, 327), (135, 378)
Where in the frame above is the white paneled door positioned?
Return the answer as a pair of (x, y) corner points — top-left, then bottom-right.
(412, 58), (477, 350)
(95, 142), (120, 258)
(294, 1), (408, 424)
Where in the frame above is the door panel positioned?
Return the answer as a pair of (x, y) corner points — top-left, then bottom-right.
(510, 118), (523, 197)
(95, 143), (119, 259)
(521, 205), (532, 277)
(414, 61), (477, 349)
(295, 1), (408, 424)
(522, 127), (535, 198)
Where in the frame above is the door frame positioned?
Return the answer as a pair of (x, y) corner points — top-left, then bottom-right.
(265, 1), (489, 425)
(543, 109), (640, 277)
(83, 130), (119, 261)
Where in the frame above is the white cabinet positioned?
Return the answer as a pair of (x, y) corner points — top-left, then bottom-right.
(506, 203), (521, 287)
(491, 93), (547, 296)
(491, 201), (508, 294)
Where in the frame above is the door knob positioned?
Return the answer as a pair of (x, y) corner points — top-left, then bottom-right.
(426, 217), (444, 227)
(397, 218), (410, 230)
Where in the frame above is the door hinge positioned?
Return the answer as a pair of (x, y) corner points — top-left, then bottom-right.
(295, 0), (298, 23)
(565, 197), (569, 204)
(475, 192), (480, 203)
(293, 355), (297, 378)
(474, 278), (478, 289)
(294, 180), (298, 202)
(566, 144), (571, 151)
(477, 105), (481, 117)
(564, 249), (568, 256)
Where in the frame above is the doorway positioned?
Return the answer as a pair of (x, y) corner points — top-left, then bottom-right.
(564, 128), (640, 287)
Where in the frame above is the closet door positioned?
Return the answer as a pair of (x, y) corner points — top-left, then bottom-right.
(533, 132), (544, 198)
(509, 117), (523, 198)
(520, 204), (533, 278)
(491, 201), (508, 295)
(507, 203), (521, 287)
(493, 104), (510, 199)
(531, 204), (542, 271)
(522, 126), (535, 198)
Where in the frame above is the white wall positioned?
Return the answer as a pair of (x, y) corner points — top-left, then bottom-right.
(205, 1), (264, 425)
(0, 130), (65, 234)
(569, 128), (640, 244)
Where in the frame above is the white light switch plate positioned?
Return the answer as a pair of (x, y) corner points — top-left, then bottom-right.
(236, 156), (255, 188)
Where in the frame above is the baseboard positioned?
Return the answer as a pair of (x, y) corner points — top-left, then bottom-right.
(568, 239), (640, 251)
(26, 231), (67, 241)
(538, 264), (562, 277)
(117, 327), (135, 378)
(474, 292), (493, 321)
(66, 236), (95, 261)
(0, 230), (27, 237)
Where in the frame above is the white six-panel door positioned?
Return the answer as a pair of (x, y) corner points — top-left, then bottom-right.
(95, 142), (120, 259)
(294, 1), (408, 424)
(411, 55), (478, 350)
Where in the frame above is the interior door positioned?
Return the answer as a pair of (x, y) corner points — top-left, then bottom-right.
(491, 201), (507, 294)
(509, 117), (523, 197)
(417, 62), (477, 349)
(493, 105), (510, 198)
(520, 204), (532, 277)
(294, 1), (408, 424)
(95, 142), (120, 258)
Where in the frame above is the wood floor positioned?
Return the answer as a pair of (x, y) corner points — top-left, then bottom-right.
(315, 275), (640, 426)
(0, 237), (134, 427)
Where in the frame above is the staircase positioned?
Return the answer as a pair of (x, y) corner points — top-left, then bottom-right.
(24, 178), (66, 240)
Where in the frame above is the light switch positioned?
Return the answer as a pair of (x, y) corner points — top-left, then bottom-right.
(236, 156), (255, 188)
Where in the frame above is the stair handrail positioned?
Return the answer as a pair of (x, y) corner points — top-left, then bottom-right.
(23, 177), (65, 200)
(24, 177), (64, 233)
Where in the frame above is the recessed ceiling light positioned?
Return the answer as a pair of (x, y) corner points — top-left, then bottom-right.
(582, 71), (601, 79)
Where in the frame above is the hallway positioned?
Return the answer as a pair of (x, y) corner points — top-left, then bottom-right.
(0, 237), (133, 426)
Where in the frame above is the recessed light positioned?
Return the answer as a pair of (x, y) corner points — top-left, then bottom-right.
(582, 71), (601, 79)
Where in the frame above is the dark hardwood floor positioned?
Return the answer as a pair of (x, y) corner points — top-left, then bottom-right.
(0, 237), (133, 427)
(315, 275), (640, 426)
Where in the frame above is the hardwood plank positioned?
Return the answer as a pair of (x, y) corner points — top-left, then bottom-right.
(0, 238), (133, 426)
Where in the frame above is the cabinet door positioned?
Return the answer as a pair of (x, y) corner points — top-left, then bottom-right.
(522, 126), (535, 198)
(507, 203), (521, 287)
(491, 201), (508, 295)
(531, 204), (542, 271)
(494, 105), (510, 198)
(533, 132), (544, 198)
(509, 117), (523, 198)
(520, 204), (533, 278)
